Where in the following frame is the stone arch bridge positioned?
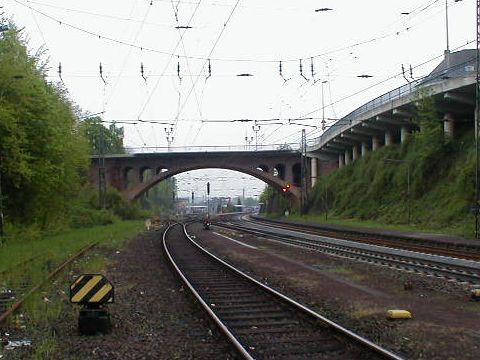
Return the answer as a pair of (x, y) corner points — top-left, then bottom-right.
(90, 150), (307, 204)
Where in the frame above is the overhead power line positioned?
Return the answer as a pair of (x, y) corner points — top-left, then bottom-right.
(11, 0), (460, 64)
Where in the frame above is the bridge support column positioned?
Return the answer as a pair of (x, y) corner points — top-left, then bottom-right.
(361, 141), (368, 157)
(352, 145), (359, 161)
(338, 153), (344, 168)
(344, 150), (351, 166)
(401, 126), (409, 144)
(443, 113), (454, 137)
(385, 130), (393, 146)
(372, 136), (380, 151)
(311, 158), (318, 188)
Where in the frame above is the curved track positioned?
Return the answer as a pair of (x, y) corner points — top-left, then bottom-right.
(247, 216), (480, 261)
(163, 223), (403, 360)
(215, 219), (480, 285)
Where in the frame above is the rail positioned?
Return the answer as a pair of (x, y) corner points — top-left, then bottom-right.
(163, 222), (403, 359)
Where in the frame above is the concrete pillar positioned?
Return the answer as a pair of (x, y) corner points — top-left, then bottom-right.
(344, 150), (351, 165)
(338, 153), (344, 168)
(401, 126), (409, 144)
(372, 136), (380, 151)
(352, 145), (359, 161)
(385, 130), (393, 146)
(443, 113), (454, 137)
(361, 141), (368, 157)
(311, 158), (318, 188)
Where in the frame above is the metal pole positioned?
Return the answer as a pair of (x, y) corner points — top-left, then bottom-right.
(407, 165), (411, 225)
(99, 127), (107, 210)
(321, 80), (327, 129)
(474, 0), (480, 237)
(0, 168), (4, 241)
(252, 124), (261, 151)
(300, 129), (307, 214)
(207, 182), (210, 218)
(445, 0), (450, 53)
(324, 182), (328, 222)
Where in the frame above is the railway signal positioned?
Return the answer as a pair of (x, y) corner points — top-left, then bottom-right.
(282, 183), (291, 193)
(70, 274), (114, 335)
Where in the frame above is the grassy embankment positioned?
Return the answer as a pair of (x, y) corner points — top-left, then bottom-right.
(304, 125), (476, 238)
(0, 220), (144, 359)
(264, 95), (477, 239)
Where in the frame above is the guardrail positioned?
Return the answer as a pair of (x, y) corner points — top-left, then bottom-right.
(308, 80), (421, 149)
(308, 53), (476, 149)
(122, 143), (301, 154)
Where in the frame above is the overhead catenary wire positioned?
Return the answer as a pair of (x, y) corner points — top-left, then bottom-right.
(135, 0), (204, 121)
(297, 40), (475, 120)
(170, 0), (205, 142)
(8, 0), (473, 148)
(104, 1), (151, 110)
(10, 0), (463, 64)
(185, 0), (242, 144)
(264, 44), (476, 145)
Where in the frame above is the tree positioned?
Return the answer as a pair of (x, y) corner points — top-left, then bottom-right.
(80, 117), (125, 155)
(0, 26), (89, 229)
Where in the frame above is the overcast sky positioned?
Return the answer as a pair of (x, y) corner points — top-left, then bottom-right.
(2, 0), (476, 199)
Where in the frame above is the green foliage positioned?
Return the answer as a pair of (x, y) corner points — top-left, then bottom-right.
(80, 116), (125, 155)
(0, 22), (149, 240)
(243, 197), (259, 206)
(0, 26), (89, 230)
(140, 177), (176, 216)
(69, 207), (117, 228)
(105, 187), (148, 220)
(306, 94), (476, 237)
(260, 186), (290, 215)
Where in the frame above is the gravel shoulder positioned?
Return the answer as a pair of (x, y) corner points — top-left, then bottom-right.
(50, 228), (237, 360)
(4, 222), (479, 359)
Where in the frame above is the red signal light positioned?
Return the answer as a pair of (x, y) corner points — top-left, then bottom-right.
(282, 183), (291, 193)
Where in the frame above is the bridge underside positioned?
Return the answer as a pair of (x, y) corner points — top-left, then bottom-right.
(90, 150), (305, 207)
(307, 77), (476, 186)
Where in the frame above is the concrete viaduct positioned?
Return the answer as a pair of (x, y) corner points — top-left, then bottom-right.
(307, 49), (477, 186)
(90, 49), (477, 206)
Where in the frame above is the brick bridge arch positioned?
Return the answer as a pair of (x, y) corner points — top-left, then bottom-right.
(90, 150), (305, 206)
(126, 164), (301, 202)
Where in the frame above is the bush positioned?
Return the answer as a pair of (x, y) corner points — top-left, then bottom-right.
(69, 207), (117, 228)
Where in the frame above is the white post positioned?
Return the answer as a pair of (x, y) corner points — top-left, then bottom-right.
(385, 130), (393, 146)
(344, 150), (351, 165)
(311, 157), (318, 188)
(338, 153), (344, 168)
(352, 145), (359, 161)
(443, 113), (454, 137)
(361, 141), (368, 156)
(372, 136), (380, 151)
(401, 126), (409, 144)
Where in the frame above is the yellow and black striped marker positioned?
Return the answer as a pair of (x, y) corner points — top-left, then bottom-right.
(70, 274), (114, 305)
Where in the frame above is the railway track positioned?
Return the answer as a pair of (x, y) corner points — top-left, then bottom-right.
(215, 220), (480, 285)
(163, 223), (403, 360)
(0, 242), (97, 325)
(247, 216), (480, 262)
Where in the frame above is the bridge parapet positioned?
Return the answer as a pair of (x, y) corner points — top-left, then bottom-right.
(122, 143), (299, 154)
(308, 50), (476, 152)
(305, 50), (477, 183)
(90, 150), (306, 208)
